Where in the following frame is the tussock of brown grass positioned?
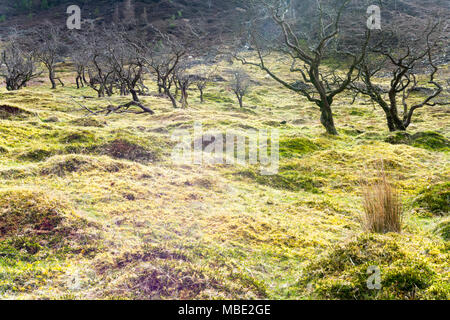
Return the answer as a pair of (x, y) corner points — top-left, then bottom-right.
(361, 164), (403, 233)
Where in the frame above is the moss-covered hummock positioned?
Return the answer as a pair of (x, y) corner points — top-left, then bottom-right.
(414, 182), (450, 215)
(385, 131), (449, 152)
(0, 188), (78, 239)
(411, 132), (450, 152)
(300, 233), (449, 300)
(434, 218), (450, 241)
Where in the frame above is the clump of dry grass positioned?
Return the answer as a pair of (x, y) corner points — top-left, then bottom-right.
(361, 164), (403, 233)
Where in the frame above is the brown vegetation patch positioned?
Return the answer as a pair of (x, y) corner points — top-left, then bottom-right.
(39, 155), (129, 177)
(361, 167), (403, 233)
(69, 117), (106, 128)
(98, 139), (157, 163)
(0, 188), (76, 239)
(129, 264), (215, 299)
(0, 105), (32, 119)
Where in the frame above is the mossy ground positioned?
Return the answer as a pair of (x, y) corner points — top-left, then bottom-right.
(0, 58), (448, 299)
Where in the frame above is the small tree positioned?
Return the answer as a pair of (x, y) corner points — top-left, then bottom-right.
(196, 75), (208, 103)
(113, 3), (120, 24)
(84, 33), (116, 97)
(194, 63), (217, 103)
(123, 0), (136, 25)
(70, 37), (90, 89)
(144, 36), (186, 108)
(31, 24), (65, 89)
(350, 23), (444, 131)
(235, 0), (370, 135)
(106, 32), (147, 103)
(0, 42), (41, 91)
(230, 69), (251, 108)
(174, 61), (200, 108)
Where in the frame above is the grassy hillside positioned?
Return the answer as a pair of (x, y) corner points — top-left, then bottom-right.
(0, 57), (448, 300)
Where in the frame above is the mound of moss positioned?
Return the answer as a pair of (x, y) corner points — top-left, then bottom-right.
(70, 117), (106, 128)
(385, 132), (412, 145)
(385, 131), (449, 151)
(18, 148), (55, 162)
(101, 247), (266, 300)
(434, 218), (450, 241)
(411, 132), (449, 151)
(300, 233), (449, 300)
(0, 188), (76, 239)
(59, 131), (96, 144)
(39, 154), (132, 177)
(236, 165), (323, 193)
(279, 137), (325, 158)
(414, 182), (449, 215)
(98, 139), (158, 163)
(0, 105), (32, 120)
(203, 92), (234, 104)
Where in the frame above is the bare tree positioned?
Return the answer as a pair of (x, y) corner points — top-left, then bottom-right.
(230, 68), (252, 108)
(85, 34), (116, 98)
(194, 63), (217, 103)
(70, 37), (90, 89)
(234, 0), (370, 135)
(80, 28), (154, 115)
(31, 24), (65, 89)
(144, 37), (186, 108)
(174, 61), (200, 108)
(0, 41), (41, 91)
(350, 23), (444, 131)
